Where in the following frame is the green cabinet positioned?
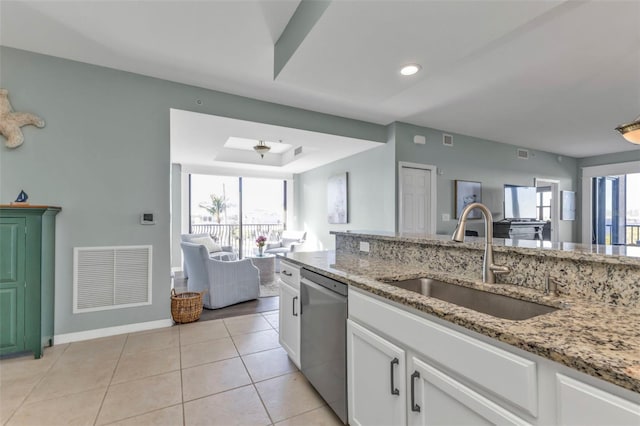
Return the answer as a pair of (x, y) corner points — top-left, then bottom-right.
(0, 206), (60, 358)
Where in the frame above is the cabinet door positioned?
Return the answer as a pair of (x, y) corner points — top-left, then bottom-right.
(347, 320), (406, 426)
(279, 281), (300, 368)
(408, 356), (530, 426)
(557, 374), (640, 425)
(0, 218), (26, 355)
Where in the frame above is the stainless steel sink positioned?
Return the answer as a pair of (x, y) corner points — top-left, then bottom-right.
(384, 278), (558, 320)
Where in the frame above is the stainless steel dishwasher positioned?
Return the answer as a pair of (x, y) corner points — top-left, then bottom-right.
(300, 268), (348, 424)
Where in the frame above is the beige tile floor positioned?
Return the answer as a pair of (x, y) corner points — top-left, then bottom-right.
(0, 311), (342, 426)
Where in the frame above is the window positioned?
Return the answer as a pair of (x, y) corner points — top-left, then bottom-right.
(591, 173), (640, 245)
(189, 175), (287, 257)
(536, 186), (552, 221)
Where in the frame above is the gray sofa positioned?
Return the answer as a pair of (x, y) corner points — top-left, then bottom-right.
(181, 242), (259, 309)
(264, 230), (306, 272)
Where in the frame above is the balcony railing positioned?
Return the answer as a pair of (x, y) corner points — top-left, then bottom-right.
(190, 223), (285, 258)
(602, 224), (640, 245)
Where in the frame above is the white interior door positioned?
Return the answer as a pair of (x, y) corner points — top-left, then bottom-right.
(399, 163), (436, 234)
(534, 178), (559, 242)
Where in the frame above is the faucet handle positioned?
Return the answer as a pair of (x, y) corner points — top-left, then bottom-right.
(544, 273), (561, 296)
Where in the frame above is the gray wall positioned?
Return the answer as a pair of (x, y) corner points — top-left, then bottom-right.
(170, 164), (182, 269)
(294, 129), (396, 250)
(577, 150), (640, 168)
(0, 47), (386, 335)
(394, 123), (579, 241)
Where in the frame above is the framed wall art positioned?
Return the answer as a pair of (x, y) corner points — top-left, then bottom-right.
(328, 172), (348, 224)
(455, 180), (482, 219)
(561, 190), (576, 221)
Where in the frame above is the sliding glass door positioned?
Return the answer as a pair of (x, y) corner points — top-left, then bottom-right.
(591, 173), (639, 245)
(189, 174), (286, 257)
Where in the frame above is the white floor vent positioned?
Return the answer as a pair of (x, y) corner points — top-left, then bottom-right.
(73, 245), (152, 313)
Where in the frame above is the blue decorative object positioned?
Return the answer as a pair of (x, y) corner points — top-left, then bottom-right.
(15, 190), (28, 203)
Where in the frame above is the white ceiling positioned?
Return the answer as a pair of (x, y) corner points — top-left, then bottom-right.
(2, 0), (639, 161)
(170, 109), (382, 175)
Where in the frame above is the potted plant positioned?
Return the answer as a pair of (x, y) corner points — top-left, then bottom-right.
(256, 235), (267, 256)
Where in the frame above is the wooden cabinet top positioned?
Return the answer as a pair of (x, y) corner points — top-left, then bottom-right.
(0, 205), (61, 212)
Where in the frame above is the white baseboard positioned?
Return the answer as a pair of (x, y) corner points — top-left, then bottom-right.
(53, 318), (174, 345)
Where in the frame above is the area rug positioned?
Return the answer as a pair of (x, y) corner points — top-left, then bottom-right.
(172, 277), (280, 322)
(198, 296), (279, 322)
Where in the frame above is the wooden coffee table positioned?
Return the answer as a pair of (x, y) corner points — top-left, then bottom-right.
(249, 254), (276, 285)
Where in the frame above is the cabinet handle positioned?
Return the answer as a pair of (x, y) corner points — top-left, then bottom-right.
(292, 296), (298, 316)
(390, 358), (400, 395)
(282, 270), (293, 276)
(411, 371), (421, 412)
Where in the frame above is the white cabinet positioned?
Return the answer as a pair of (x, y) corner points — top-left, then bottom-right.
(408, 355), (530, 426)
(348, 318), (529, 426)
(348, 288), (640, 426)
(279, 260), (300, 368)
(556, 374), (640, 426)
(347, 319), (406, 426)
(349, 288), (538, 416)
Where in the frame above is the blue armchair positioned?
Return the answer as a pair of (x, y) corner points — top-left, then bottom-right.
(181, 233), (237, 279)
(181, 242), (260, 309)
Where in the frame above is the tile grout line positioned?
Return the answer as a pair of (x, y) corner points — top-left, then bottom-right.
(91, 330), (184, 424)
(178, 324), (186, 426)
(276, 404), (334, 424)
(224, 316), (276, 425)
(96, 403), (184, 426)
(1, 312), (283, 426)
(2, 343), (73, 425)
(93, 334), (129, 426)
(253, 311), (337, 424)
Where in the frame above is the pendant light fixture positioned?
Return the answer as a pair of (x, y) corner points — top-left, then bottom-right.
(253, 140), (271, 158)
(615, 115), (640, 144)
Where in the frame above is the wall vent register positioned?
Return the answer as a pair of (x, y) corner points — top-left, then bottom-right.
(73, 245), (152, 313)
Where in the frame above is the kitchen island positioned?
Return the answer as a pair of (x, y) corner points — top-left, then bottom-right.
(280, 231), (639, 425)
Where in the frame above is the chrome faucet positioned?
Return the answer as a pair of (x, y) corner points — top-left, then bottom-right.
(452, 202), (510, 284)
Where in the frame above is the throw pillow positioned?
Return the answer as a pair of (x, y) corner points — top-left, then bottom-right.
(281, 238), (299, 248)
(191, 236), (223, 253)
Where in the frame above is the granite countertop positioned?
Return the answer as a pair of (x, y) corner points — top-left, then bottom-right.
(331, 230), (640, 265)
(283, 250), (640, 394)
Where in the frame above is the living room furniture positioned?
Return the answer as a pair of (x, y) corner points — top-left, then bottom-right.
(264, 230), (307, 271)
(180, 233), (237, 278)
(170, 289), (203, 324)
(249, 254), (276, 285)
(181, 242), (259, 309)
(0, 205), (60, 358)
(492, 220), (546, 240)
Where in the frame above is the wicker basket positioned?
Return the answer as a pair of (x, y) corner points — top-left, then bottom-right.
(171, 289), (204, 324)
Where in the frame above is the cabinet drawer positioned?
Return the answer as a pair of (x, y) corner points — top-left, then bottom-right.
(280, 260), (300, 288)
(349, 289), (538, 416)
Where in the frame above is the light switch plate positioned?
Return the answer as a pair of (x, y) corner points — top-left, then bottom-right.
(359, 241), (370, 252)
(442, 213), (450, 222)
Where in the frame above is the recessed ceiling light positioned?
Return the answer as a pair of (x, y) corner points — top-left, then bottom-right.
(400, 64), (421, 76)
